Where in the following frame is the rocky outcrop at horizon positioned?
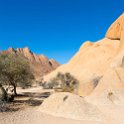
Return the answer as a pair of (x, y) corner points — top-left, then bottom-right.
(0, 47), (60, 78)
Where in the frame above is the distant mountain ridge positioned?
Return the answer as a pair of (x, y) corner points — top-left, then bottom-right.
(0, 47), (60, 78)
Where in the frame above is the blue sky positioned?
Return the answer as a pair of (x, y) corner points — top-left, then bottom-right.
(0, 0), (123, 64)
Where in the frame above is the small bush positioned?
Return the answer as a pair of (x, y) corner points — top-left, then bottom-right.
(0, 84), (8, 101)
(0, 101), (7, 112)
(41, 80), (54, 89)
(36, 78), (44, 86)
(108, 92), (114, 102)
(0, 84), (14, 102)
(47, 72), (79, 93)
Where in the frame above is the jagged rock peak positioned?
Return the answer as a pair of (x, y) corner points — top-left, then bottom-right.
(16, 47), (31, 54)
(8, 47), (15, 52)
(49, 59), (60, 67)
(1, 47), (60, 78)
(38, 55), (49, 61)
(23, 47), (31, 52)
(106, 13), (124, 40)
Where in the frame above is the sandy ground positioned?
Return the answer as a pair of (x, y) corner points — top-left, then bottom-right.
(1, 106), (123, 124)
(0, 87), (124, 124)
(0, 108), (105, 124)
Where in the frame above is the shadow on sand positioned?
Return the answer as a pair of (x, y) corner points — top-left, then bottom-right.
(0, 91), (51, 112)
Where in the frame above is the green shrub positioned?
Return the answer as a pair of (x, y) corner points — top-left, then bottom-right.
(0, 53), (34, 95)
(48, 72), (79, 93)
(0, 84), (8, 101)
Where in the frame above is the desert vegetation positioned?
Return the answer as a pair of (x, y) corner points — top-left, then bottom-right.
(0, 53), (34, 102)
(42, 72), (79, 93)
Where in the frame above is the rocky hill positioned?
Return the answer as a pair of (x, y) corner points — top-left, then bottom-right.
(0, 47), (60, 78)
(44, 13), (124, 98)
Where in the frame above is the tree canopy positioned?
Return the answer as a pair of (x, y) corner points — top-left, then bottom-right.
(0, 53), (34, 95)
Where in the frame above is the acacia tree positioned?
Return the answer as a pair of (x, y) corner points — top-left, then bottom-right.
(0, 53), (34, 95)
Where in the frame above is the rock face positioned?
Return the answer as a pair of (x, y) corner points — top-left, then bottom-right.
(106, 13), (124, 41)
(106, 13), (124, 67)
(106, 13), (124, 54)
(86, 13), (124, 103)
(44, 13), (124, 97)
(0, 47), (60, 78)
(86, 67), (124, 105)
(44, 38), (120, 96)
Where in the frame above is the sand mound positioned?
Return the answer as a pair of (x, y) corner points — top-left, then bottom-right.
(38, 92), (104, 121)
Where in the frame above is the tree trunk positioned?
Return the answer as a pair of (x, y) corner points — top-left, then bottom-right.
(13, 85), (17, 96)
